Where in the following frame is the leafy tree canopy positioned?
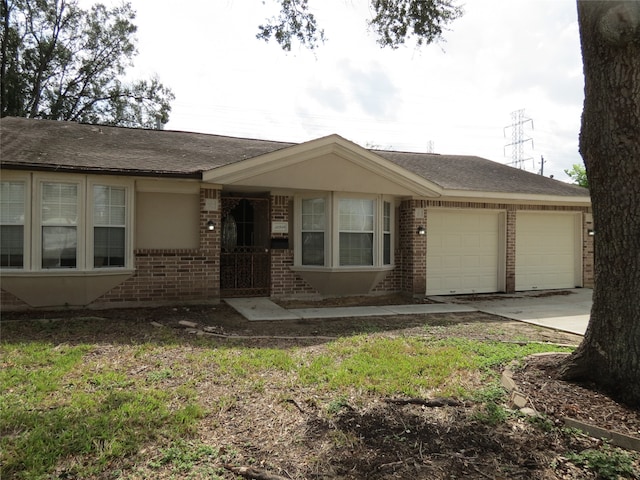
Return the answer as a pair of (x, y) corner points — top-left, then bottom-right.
(257, 0), (463, 50)
(564, 163), (589, 188)
(0, 0), (174, 128)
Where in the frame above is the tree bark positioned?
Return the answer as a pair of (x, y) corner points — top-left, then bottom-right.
(561, 1), (640, 407)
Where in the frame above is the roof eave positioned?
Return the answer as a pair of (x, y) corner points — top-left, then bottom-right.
(438, 188), (591, 205)
(0, 162), (203, 179)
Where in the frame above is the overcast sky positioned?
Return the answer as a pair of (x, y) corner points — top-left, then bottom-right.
(89, 0), (586, 181)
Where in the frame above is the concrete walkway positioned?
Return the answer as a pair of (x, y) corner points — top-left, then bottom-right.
(224, 297), (476, 321)
(225, 288), (592, 335)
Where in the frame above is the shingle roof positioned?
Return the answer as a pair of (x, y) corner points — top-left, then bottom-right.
(0, 117), (293, 177)
(1, 117), (588, 198)
(375, 150), (588, 196)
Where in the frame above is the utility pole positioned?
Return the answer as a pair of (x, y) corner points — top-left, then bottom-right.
(539, 155), (545, 176)
(504, 109), (534, 170)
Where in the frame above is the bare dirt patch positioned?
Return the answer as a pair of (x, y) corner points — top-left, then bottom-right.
(2, 299), (639, 479)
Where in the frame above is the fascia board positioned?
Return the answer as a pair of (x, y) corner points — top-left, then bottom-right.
(439, 189), (592, 205)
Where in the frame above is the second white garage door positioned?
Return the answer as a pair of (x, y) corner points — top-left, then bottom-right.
(516, 213), (580, 291)
(427, 210), (501, 295)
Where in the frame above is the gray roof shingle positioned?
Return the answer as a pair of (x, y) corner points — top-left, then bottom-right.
(1, 117), (588, 198)
(375, 150), (588, 196)
(0, 117), (293, 177)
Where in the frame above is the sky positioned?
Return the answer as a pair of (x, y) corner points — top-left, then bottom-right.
(86, 0), (586, 181)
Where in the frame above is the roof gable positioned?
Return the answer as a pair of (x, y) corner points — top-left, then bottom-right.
(202, 134), (441, 196)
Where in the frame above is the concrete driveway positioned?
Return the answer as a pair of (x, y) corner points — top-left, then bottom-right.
(227, 288), (592, 336)
(431, 288), (592, 336)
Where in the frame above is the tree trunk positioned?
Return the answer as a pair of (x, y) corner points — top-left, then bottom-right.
(561, 1), (640, 407)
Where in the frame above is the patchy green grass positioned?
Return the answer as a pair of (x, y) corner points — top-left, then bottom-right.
(298, 336), (573, 397)
(1, 326), (575, 479)
(567, 444), (637, 480)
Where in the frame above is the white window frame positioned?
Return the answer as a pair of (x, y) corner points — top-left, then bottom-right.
(37, 176), (83, 269)
(0, 173), (134, 273)
(87, 178), (135, 270)
(294, 192), (394, 269)
(0, 172), (31, 270)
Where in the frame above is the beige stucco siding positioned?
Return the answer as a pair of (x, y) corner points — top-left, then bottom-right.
(135, 192), (200, 249)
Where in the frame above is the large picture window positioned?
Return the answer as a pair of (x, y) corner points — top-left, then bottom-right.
(0, 181), (25, 268)
(41, 182), (78, 268)
(94, 185), (126, 267)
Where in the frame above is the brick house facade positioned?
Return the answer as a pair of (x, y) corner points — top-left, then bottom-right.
(0, 117), (592, 310)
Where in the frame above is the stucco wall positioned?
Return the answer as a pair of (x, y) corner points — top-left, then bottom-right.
(136, 191), (200, 250)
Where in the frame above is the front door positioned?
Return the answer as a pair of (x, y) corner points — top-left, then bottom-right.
(220, 196), (270, 297)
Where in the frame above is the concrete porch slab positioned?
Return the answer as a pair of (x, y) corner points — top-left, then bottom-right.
(224, 297), (300, 321)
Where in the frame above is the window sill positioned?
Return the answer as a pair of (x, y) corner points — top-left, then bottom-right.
(0, 268), (135, 277)
(290, 265), (394, 273)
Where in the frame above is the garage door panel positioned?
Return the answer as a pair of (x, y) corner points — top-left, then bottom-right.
(516, 213), (578, 291)
(427, 210), (500, 295)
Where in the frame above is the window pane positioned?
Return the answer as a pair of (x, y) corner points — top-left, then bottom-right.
(42, 183), (78, 225)
(339, 199), (374, 231)
(302, 198), (325, 230)
(42, 226), (77, 268)
(383, 202), (391, 232)
(94, 227), (125, 267)
(1, 225), (24, 268)
(0, 182), (25, 224)
(302, 232), (324, 266)
(383, 233), (391, 265)
(340, 232), (373, 266)
(383, 201), (391, 265)
(94, 185), (126, 226)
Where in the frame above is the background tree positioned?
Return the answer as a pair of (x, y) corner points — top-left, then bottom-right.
(259, 0), (640, 406)
(564, 163), (589, 188)
(1, 0), (174, 128)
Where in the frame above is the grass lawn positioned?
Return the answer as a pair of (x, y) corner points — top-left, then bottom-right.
(1, 309), (637, 479)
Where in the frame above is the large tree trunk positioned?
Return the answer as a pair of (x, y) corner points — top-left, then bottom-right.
(561, 1), (640, 407)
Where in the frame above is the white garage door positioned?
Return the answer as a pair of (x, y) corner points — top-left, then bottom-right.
(427, 210), (501, 295)
(516, 213), (579, 291)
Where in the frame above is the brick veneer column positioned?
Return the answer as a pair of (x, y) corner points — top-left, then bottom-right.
(399, 199), (427, 296)
(199, 187), (221, 298)
(269, 195), (317, 297)
(583, 212), (595, 287)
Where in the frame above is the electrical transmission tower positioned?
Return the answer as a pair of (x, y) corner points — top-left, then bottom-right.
(504, 109), (534, 170)
(426, 140), (434, 153)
